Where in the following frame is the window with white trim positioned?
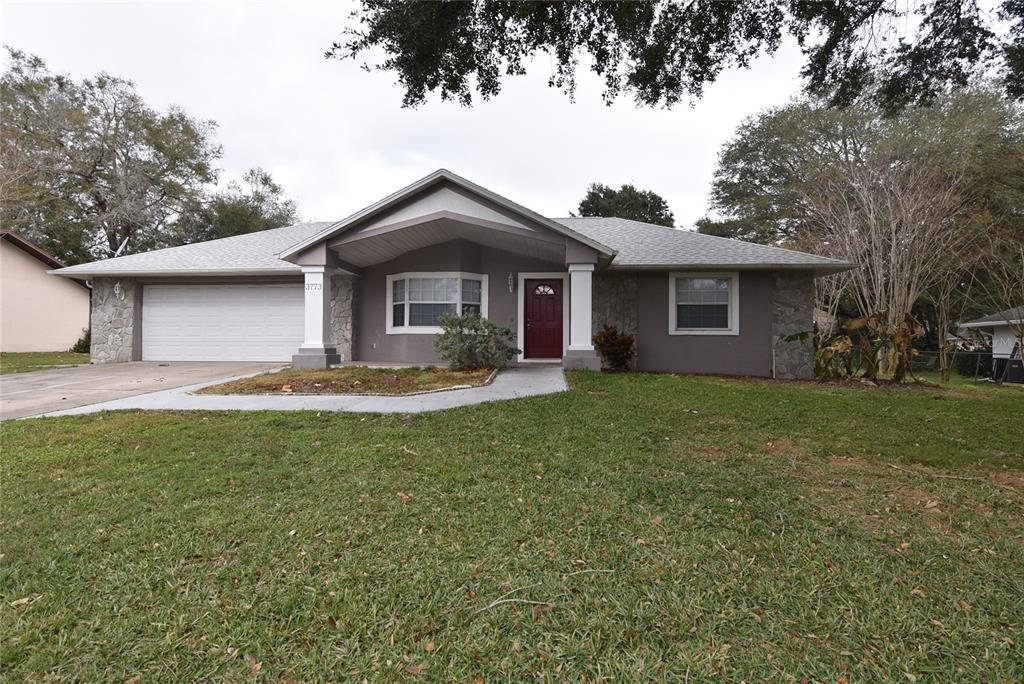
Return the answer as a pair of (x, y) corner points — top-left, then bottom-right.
(669, 272), (739, 335)
(386, 272), (488, 333)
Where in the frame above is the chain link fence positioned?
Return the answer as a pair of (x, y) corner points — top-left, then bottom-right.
(907, 350), (994, 381)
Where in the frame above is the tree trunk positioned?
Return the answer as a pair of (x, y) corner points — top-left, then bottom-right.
(937, 298), (952, 384)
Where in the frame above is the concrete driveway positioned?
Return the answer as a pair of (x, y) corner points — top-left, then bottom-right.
(1, 362), (281, 420)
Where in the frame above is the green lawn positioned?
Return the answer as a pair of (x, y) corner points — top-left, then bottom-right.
(2, 372), (1022, 681)
(0, 351), (90, 374)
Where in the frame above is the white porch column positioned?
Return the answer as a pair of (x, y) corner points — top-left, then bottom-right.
(565, 264), (601, 370)
(568, 264), (594, 350)
(301, 266), (330, 349)
(293, 266), (340, 369)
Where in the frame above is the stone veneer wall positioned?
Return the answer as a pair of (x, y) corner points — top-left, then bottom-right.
(90, 278), (137, 363)
(592, 272), (639, 335)
(329, 273), (356, 361)
(771, 272), (815, 380)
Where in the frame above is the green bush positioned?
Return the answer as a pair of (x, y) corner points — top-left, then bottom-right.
(592, 324), (636, 372)
(69, 328), (90, 353)
(433, 312), (519, 370)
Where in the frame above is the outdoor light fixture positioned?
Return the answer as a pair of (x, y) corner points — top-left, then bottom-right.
(507, 272), (515, 293)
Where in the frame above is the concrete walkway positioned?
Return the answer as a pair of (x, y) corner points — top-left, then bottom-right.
(38, 366), (568, 417)
(2, 361), (281, 420)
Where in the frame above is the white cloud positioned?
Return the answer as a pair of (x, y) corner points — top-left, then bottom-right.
(2, 0), (806, 229)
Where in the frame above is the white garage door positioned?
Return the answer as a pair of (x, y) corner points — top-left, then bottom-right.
(142, 283), (304, 361)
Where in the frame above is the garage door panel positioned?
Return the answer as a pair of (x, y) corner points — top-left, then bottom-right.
(142, 284), (304, 361)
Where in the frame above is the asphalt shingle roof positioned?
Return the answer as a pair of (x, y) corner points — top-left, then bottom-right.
(53, 212), (848, 279)
(555, 217), (848, 270)
(52, 222), (332, 277)
(50, 169), (854, 279)
(961, 306), (1024, 327)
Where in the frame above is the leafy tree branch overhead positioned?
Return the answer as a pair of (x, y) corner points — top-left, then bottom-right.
(334, 0), (1024, 112)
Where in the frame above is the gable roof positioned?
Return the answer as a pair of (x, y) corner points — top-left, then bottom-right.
(51, 170), (852, 279)
(557, 217), (850, 271)
(961, 306), (1024, 328)
(1, 230), (67, 269)
(2, 231), (91, 289)
(51, 223), (332, 279)
(278, 169), (615, 261)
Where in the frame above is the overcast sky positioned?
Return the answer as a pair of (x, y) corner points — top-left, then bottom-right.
(2, 0), (807, 230)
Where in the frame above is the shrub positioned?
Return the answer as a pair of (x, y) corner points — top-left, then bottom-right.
(434, 312), (519, 370)
(592, 324), (636, 372)
(69, 328), (90, 353)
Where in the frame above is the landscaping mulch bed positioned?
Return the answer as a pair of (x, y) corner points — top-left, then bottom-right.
(197, 365), (494, 396)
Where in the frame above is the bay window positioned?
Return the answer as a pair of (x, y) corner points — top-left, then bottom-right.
(386, 272), (488, 333)
(669, 272), (739, 335)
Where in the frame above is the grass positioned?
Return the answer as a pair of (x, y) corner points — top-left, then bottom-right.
(0, 351), (89, 375)
(910, 369), (1022, 394)
(2, 372), (1022, 681)
(197, 366), (494, 396)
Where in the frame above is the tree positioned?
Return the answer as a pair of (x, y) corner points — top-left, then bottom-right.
(701, 87), (1023, 382)
(699, 86), (1024, 244)
(1, 48), (220, 264)
(576, 183), (674, 227)
(170, 168), (300, 245)
(927, 242), (985, 383)
(802, 144), (989, 383)
(334, 1), (1023, 112)
(696, 101), (873, 243)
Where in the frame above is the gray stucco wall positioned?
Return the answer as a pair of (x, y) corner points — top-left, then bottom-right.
(354, 253), (816, 376)
(633, 271), (776, 377)
(354, 240), (562, 363)
(620, 270), (816, 378)
(770, 272), (815, 380)
(90, 278), (138, 363)
(88, 259), (815, 377)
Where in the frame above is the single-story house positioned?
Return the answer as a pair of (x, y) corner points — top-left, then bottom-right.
(2, 230), (91, 353)
(52, 169), (850, 378)
(960, 306), (1023, 383)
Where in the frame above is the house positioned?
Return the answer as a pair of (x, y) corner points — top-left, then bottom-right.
(960, 306), (1023, 383)
(51, 170), (850, 378)
(1, 231), (91, 353)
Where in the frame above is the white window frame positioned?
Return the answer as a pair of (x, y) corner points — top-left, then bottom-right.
(668, 271), (740, 336)
(385, 272), (488, 335)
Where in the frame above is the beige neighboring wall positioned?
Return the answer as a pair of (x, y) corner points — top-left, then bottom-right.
(1, 239), (91, 352)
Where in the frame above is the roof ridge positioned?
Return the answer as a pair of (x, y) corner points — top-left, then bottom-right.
(279, 169), (615, 261)
(108, 221), (335, 260)
(556, 216), (848, 265)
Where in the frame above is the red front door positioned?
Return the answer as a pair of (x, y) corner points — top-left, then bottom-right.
(524, 279), (563, 359)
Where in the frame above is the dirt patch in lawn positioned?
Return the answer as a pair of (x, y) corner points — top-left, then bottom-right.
(781, 452), (1024, 540)
(197, 366), (495, 396)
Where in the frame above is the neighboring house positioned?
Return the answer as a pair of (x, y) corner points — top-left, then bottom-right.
(960, 306), (1023, 383)
(52, 170), (850, 378)
(1, 231), (91, 353)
